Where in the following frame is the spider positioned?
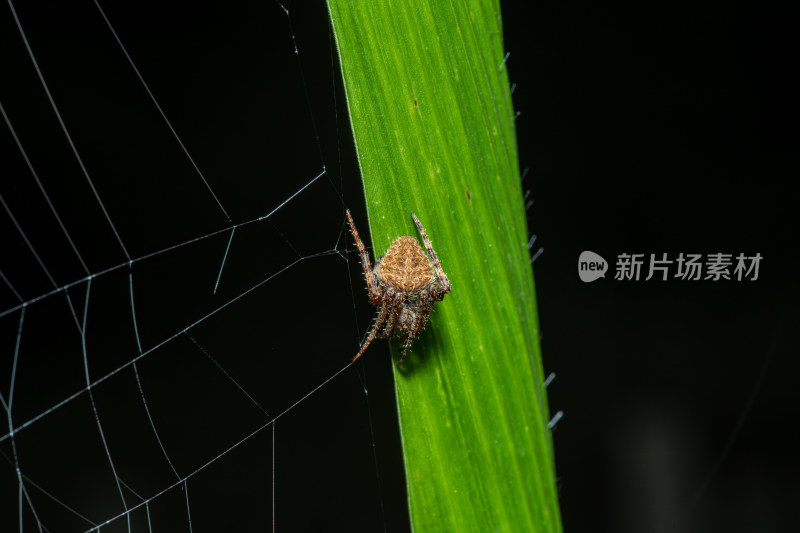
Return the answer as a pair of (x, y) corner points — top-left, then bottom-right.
(346, 209), (451, 365)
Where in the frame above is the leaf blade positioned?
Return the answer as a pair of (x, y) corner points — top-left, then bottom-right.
(327, 1), (562, 531)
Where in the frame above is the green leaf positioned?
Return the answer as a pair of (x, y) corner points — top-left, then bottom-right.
(326, 1), (562, 531)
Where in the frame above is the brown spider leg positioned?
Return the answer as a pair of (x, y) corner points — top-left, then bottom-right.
(391, 332), (409, 345)
(398, 289), (432, 365)
(346, 210), (380, 305)
(411, 213), (451, 296)
(353, 291), (394, 362)
(379, 292), (404, 338)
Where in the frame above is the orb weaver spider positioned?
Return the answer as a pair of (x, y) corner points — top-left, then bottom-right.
(346, 210), (451, 364)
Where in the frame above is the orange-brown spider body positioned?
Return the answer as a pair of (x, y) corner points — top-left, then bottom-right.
(375, 236), (436, 293)
(346, 210), (451, 364)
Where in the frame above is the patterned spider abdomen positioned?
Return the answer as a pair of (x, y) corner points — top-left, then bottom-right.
(376, 236), (436, 293)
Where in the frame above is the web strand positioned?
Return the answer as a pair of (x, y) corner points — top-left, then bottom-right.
(272, 423), (276, 533)
(0, 99), (89, 275)
(0, 2), (392, 530)
(213, 227), (236, 295)
(354, 371), (389, 533)
(186, 334), (272, 418)
(79, 278), (132, 531)
(0, 243), (346, 444)
(2, 237), (358, 528)
(184, 481), (193, 533)
(82, 362), (353, 532)
(6, 0), (131, 262)
(0, 459), (97, 528)
(1, 307), (44, 533)
(0, 169), (327, 320)
(0, 269), (23, 302)
(0, 193), (58, 289)
(129, 270), (180, 479)
(91, 0), (231, 223)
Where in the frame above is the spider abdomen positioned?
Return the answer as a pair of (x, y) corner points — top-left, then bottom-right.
(376, 236), (436, 293)
(345, 210), (450, 364)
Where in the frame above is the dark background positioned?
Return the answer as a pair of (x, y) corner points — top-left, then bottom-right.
(0, 1), (797, 532)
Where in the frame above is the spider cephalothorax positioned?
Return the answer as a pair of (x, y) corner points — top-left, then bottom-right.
(346, 210), (451, 364)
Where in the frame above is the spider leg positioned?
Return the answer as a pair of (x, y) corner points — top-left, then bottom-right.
(391, 332), (409, 346)
(353, 288), (394, 362)
(379, 292), (404, 338)
(411, 213), (451, 296)
(398, 289), (433, 365)
(346, 210), (381, 305)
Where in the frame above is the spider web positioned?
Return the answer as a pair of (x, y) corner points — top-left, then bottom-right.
(0, 1), (406, 530)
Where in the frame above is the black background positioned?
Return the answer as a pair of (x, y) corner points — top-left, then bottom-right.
(0, 1), (797, 532)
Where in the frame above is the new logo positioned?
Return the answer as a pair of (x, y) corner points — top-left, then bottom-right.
(578, 251), (608, 282)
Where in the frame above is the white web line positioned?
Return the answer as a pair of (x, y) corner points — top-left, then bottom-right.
(129, 271), (180, 479)
(1, 0), (330, 319)
(0, 2), (384, 530)
(184, 481), (193, 533)
(6, 0), (131, 262)
(0, 99), (89, 275)
(0, 227), (355, 529)
(81, 362), (352, 532)
(186, 334), (272, 418)
(0, 168), (327, 320)
(272, 423), (276, 533)
(0, 353), (353, 531)
(0, 245), (341, 444)
(2, 57), (333, 524)
(213, 228), (236, 295)
(91, 0), (230, 222)
(1, 307), (45, 533)
(0, 268), (23, 303)
(0, 456), (97, 529)
(79, 278), (132, 532)
(0, 192), (58, 289)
